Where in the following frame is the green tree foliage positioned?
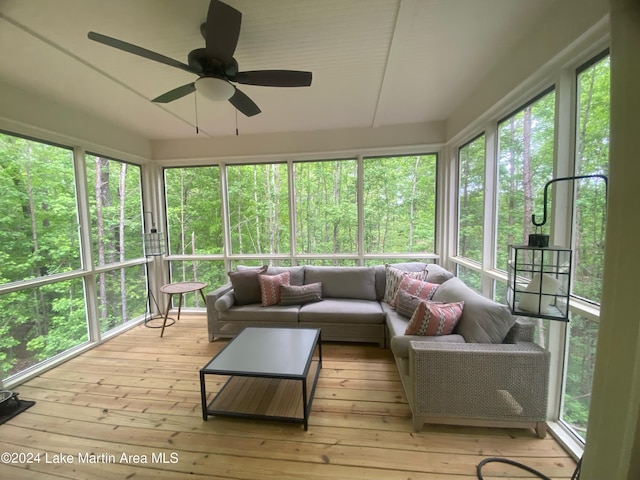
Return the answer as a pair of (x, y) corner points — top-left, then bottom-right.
(573, 56), (610, 303)
(228, 163), (289, 254)
(0, 134), (85, 375)
(363, 155), (436, 253)
(562, 55), (610, 439)
(295, 160), (357, 254)
(86, 155), (146, 331)
(496, 91), (556, 271)
(458, 136), (485, 262)
(165, 166), (223, 256)
(0, 139), (147, 376)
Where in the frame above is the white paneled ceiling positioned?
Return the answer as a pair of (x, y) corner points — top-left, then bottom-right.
(0, 0), (556, 140)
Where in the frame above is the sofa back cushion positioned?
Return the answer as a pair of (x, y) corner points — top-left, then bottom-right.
(424, 264), (455, 284)
(265, 266), (305, 286)
(431, 277), (515, 343)
(305, 266), (377, 300)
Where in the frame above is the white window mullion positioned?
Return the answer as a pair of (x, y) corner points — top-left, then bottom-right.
(482, 123), (498, 296)
(73, 146), (101, 343)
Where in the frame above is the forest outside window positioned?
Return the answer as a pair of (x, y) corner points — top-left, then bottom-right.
(165, 166), (223, 256)
(560, 52), (610, 443)
(227, 163), (290, 255)
(0, 133), (86, 378)
(86, 154), (146, 334)
(294, 159), (356, 255)
(457, 135), (485, 264)
(495, 88), (556, 272)
(363, 154), (436, 254)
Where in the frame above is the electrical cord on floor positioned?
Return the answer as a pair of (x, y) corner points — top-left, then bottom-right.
(476, 455), (582, 480)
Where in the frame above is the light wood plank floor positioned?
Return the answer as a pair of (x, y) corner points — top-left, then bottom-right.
(0, 314), (578, 479)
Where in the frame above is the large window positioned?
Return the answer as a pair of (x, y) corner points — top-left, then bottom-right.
(0, 136), (152, 382)
(164, 154), (438, 267)
(0, 134), (80, 282)
(495, 89), (556, 271)
(294, 160), (357, 255)
(86, 154), (145, 333)
(165, 166), (223, 255)
(572, 54), (610, 304)
(165, 166), (225, 306)
(561, 53), (610, 441)
(363, 154), (437, 254)
(227, 163), (290, 255)
(457, 135), (485, 263)
(0, 133), (86, 377)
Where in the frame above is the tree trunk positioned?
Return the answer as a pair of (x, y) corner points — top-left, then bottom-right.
(95, 157), (110, 322)
(409, 157), (420, 253)
(332, 162), (341, 254)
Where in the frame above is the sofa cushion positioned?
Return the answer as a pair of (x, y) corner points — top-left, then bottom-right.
(383, 265), (427, 303)
(304, 266), (377, 300)
(298, 298), (384, 324)
(431, 277), (515, 343)
(387, 310), (465, 358)
(425, 264), (455, 284)
(265, 266), (305, 286)
(405, 300), (464, 336)
(258, 271), (290, 306)
(280, 282), (323, 306)
(218, 304), (299, 323)
(228, 265), (268, 305)
(390, 276), (439, 308)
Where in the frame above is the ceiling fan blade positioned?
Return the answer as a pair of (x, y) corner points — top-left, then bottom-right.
(205, 0), (242, 65)
(88, 32), (198, 75)
(152, 83), (196, 103)
(233, 70), (312, 87)
(229, 87), (261, 117)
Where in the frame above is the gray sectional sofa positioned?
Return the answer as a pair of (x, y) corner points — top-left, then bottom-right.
(206, 262), (550, 435)
(207, 262), (452, 346)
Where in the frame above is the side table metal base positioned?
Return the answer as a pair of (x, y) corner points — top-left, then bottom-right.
(145, 315), (176, 329)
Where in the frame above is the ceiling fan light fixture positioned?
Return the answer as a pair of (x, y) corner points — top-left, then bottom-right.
(195, 77), (234, 101)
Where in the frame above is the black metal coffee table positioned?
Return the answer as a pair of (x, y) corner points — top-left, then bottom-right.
(199, 327), (322, 430)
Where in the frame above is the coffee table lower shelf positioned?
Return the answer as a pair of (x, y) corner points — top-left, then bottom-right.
(202, 359), (321, 430)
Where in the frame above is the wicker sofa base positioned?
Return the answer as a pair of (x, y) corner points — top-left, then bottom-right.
(411, 415), (546, 438)
(399, 340), (550, 437)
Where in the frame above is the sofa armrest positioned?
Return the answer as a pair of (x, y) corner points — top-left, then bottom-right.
(408, 341), (549, 423)
(206, 283), (234, 341)
(503, 317), (536, 343)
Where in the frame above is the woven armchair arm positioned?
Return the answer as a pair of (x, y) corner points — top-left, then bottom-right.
(408, 341), (549, 422)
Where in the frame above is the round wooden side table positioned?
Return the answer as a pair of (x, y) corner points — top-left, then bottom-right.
(159, 281), (207, 337)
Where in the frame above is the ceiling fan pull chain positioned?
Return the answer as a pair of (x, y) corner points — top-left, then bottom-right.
(235, 107), (239, 136)
(195, 92), (199, 134)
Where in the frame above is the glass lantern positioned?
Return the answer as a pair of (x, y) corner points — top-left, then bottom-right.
(507, 244), (572, 321)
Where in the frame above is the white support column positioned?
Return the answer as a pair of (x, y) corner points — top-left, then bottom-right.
(582, 2), (640, 478)
(437, 144), (456, 270)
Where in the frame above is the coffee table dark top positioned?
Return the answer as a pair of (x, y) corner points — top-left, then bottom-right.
(202, 327), (320, 378)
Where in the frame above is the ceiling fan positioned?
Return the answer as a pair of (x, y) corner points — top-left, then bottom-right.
(88, 0), (312, 117)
